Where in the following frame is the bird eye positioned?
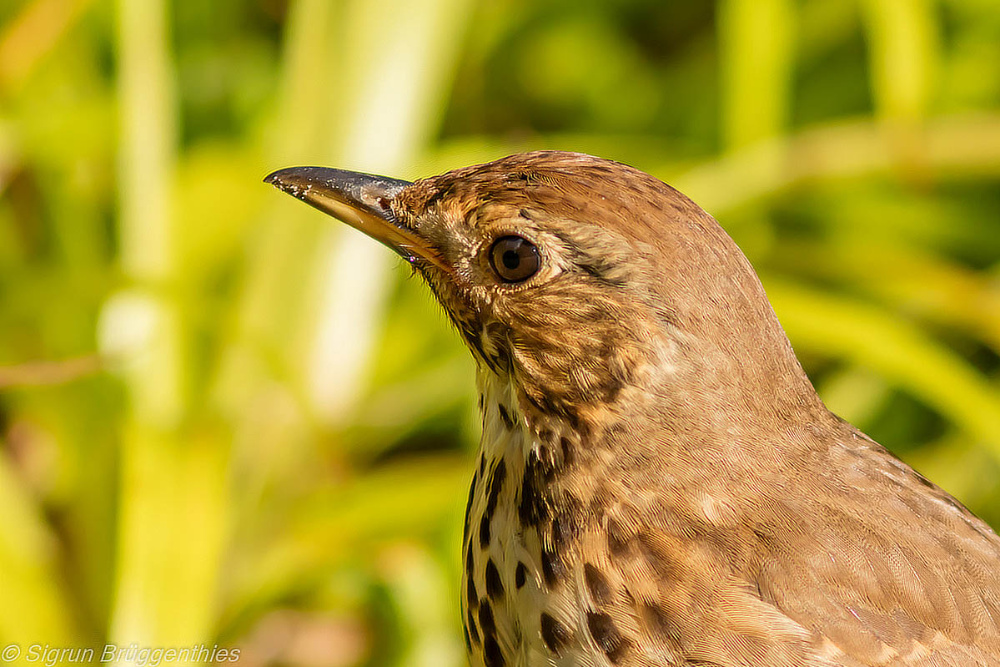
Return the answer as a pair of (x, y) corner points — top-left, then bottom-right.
(489, 235), (541, 283)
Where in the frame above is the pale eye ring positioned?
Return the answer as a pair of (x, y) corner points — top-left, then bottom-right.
(489, 235), (541, 283)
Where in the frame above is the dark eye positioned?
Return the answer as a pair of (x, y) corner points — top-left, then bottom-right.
(489, 235), (541, 283)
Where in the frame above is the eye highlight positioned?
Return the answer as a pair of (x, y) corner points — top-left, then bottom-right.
(489, 235), (541, 283)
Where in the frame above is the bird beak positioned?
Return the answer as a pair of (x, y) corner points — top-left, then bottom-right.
(264, 166), (450, 273)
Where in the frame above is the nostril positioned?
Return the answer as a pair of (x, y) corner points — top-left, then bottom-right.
(376, 196), (392, 213)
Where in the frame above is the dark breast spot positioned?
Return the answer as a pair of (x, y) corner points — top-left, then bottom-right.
(541, 547), (564, 588)
(464, 476), (477, 535)
(478, 601), (496, 636)
(606, 516), (634, 558)
(587, 611), (631, 664)
(466, 609), (480, 645)
(584, 563), (613, 606)
(540, 613), (571, 654)
(540, 515), (572, 588)
(483, 637), (504, 667)
(497, 404), (514, 429)
(486, 459), (507, 516)
(479, 513), (491, 549)
(466, 574), (478, 611)
(485, 559), (504, 600)
(518, 452), (550, 527)
(551, 513), (574, 548)
(515, 562), (527, 589)
(559, 436), (575, 466)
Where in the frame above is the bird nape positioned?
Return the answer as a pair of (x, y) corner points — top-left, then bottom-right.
(266, 151), (1000, 667)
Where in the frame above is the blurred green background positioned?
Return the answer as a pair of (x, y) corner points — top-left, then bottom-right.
(1, 0), (999, 665)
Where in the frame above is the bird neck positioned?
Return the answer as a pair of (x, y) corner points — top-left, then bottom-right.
(475, 333), (834, 489)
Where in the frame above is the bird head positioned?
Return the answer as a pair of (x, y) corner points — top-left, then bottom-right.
(266, 151), (821, 435)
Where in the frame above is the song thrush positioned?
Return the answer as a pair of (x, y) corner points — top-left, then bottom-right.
(266, 152), (1000, 666)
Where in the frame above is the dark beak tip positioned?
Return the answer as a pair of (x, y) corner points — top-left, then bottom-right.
(263, 167), (302, 189)
(263, 166), (414, 205)
(263, 167), (324, 200)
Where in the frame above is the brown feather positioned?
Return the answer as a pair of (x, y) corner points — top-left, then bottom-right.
(273, 151), (1000, 666)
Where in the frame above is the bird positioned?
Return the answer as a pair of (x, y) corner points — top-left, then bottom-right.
(266, 151), (1000, 666)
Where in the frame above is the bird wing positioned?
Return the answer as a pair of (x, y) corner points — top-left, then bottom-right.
(572, 429), (1000, 666)
(746, 439), (1000, 665)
